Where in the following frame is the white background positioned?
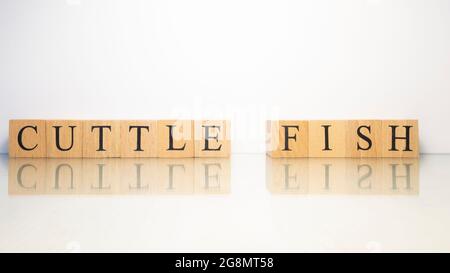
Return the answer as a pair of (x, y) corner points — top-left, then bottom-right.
(1, 0), (449, 154)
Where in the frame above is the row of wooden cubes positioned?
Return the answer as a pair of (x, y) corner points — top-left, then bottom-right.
(266, 120), (419, 158)
(9, 120), (230, 158)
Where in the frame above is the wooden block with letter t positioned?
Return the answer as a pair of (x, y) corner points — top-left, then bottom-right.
(308, 120), (347, 157)
(9, 120), (47, 157)
(346, 120), (382, 158)
(266, 120), (309, 157)
(381, 120), (419, 158)
(157, 120), (194, 158)
(82, 120), (121, 158)
(194, 120), (230, 157)
(120, 120), (157, 157)
(46, 120), (83, 158)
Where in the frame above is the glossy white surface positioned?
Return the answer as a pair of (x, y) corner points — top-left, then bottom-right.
(0, 154), (449, 252)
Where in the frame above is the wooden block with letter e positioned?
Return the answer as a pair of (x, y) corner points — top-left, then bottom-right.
(46, 120), (83, 158)
(381, 120), (419, 158)
(309, 120), (347, 157)
(346, 120), (382, 158)
(157, 120), (194, 158)
(120, 120), (157, 158)
(266, 120), (309, 157)
(194, 120), (230, 158)
(9, 120), (47, 157)
(82, 120), (121, 158)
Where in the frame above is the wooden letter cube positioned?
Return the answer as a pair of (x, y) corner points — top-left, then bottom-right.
(46, 120), (83, 158)
(266, 120), (309, 158)
(346, 120), (382, 158)
(194, 120), (230, 158)
(120, 120), (158, 158)
(308, 120), (346, 157)
(381, 120), (419, 158)
(157, 120), (194, 158)
(9, 120), (47, 157)
(82, 120), (121, 158)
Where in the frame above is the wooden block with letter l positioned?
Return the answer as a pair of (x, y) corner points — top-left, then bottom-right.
(381, 120), (419, 158)
(82, 120), (121, 158)
(120, 120), (157, 158)
(308, 120), (347, 157)
(46, 120), (83, 158)
(194, 120), (230, 158)
(157, 120), (194, 158)
(9, 120), (47, 157)
(346, 120), (382, 158)
(266, 120), (309, 157)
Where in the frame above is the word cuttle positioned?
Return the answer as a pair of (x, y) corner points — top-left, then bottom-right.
(266, 120), (419, 158)
(9, 120), (230, 158)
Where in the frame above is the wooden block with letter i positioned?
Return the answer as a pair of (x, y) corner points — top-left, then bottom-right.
(266, 120), (309, 158)
(194, 120), (230, 157)
(82, 120), (121, 158)
(9, 120), (47, 157)
(382, 120), (419, 158)
(157, 120), (194, 158)
(346, 120), (382, 158)
(46, 120), (83, 158)
(120, 120), (157, 157)
(308, 120), (346, 157)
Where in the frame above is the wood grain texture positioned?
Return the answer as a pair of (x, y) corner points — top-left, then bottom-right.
(46, 120), (83, 158)
(9, 120), (47, 158)
(381, 120), (419, 158)
(194, 120), (230, 158)
(82, 120), (121, 158)
(266, 120), (309, 158)
(120, 120), (157, 158)
(157, 120), (194, 158)
(346, 120), (382, 158)
(308, 120), (347, 157)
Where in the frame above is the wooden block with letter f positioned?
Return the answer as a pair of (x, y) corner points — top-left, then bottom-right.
(157, 120), (194, 158)
(266, 120), (309, 157)
(194, 120), (230, 157)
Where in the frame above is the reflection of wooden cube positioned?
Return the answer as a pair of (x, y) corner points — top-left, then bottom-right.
(308, 158), (347, 194)
(194, 158), (230, 194)
(194, 120), (230, 158)
(81, 159), (121, 194)
(266, 157), (309, 194)
(119, 158), (158, 194)
(46, 120), (83, 158)
(308, 120), (347, 157)
(120, 120), (157, 158)
(345, 158), (383, 195)
(382, 120), (419, 158)
(346, 120), (382, 158)
(157, 120), (194, 158)
(45, 159), (83, 194)
(9, 120), (47, 157)
(381, 158), (419, 195)
(83, 121), (121, 158)
(8, 158), (47, 195)
(266, 120), (309, 158)
(154, 158), (194, 194)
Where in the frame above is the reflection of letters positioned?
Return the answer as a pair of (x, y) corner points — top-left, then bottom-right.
(91, 164), (111, 190)
(203, 163), (221, 189)
(17, 164), (37, 190)
(167, 164), (185, 190)
(283, 164), (299, 190)
(357, 164), (372, 190)
(54, 164), (74, 190)
(129, 164), (148, 190)
(390, 164), (412, 190)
